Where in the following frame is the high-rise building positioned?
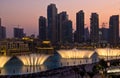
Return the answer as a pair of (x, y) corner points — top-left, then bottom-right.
(76, 10), (85, 43)
(14, 27), (24, 39)
(62, 20), (73, 43)
(90, 13), (99, 43)
(56, 11), (68, 43)
(39, 16), (47, 42)
(47, 4), (58, 44)
(0, 26), (6, 40)
(84, 27), (90, 42)
(0, 18), (6, 40)
(109, 15), (119, 46)
(74, 31), (77, 42)
(99, 27), (109, 43)
(0, 18), (1, 26)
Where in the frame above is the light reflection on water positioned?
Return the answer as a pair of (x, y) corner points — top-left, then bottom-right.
(0, 56), (48, 75)
(0, 53), (93, 75)
(1, 65), (47, 75)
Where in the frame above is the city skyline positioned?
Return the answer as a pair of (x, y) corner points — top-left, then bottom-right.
(0, 0), (120, 37)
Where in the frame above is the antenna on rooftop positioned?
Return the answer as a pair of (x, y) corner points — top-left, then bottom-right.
(101, 22), (107, 28)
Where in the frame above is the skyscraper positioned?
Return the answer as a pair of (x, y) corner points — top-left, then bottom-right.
(76, 10), (85, 43)
(0, 26), (6, 40)
(90, 13), (99, 43)
(0, 18), (1, 26)
(0, 18), (6, 40)
(62, 20), (73, 43)
(109, 15), (119, 46)
(84, 27), (90, 42)
(39, 16), (47, 42)
(56, 11), (68, 43)
(47, 4), (57, 44)
(99, 27), (109, 43)
(14, 27), (24, 39)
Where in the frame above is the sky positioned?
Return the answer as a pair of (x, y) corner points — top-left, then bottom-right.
(0, 0), (120, 37)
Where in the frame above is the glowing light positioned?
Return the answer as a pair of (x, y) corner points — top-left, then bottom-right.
(42, 41), (50, 44)
(22, 37), (30, 40)
(107, 68), (120, 73)
(0, 56), (11, 68)
(17, 54), (50, 66)
(96, 48), (120, 56)
(37, 47), (53, 49)
(57, 49), (95, 59)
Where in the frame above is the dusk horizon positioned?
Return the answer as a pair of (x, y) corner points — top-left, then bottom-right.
(0, 1), (120, 77)
(0, 0), (120, 37)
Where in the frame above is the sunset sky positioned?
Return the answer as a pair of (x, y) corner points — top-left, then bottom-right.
(0, 0), (120, 37)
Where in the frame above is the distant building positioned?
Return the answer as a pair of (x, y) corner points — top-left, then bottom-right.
(14, 27), (24, 39)
(90, 13), (99, 43)
(84, 27), (90, 42)
(0, 26), (6, 40)
(36, 41), (54, 55)
(109, 15), (119, 46)
(99, 27), (109, 43)
(0, 40), (30, 56)
(62, 20), (73, 43)
(0, 18), (1, 26)
(76, 10), (85, 43)
(0, 18), (6, 40)
(56, 11), (68, 43)
(39, 16), (47, 42)
(47, 4), (58, 44)
(74, 31), (77, 42)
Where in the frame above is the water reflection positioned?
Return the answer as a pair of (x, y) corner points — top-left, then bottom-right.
(0, 49), (119, 76)
(0, 53), (91, 75)
(2, 65), (46, 75)
(17, 54), (50, 66)
(1, 56), (47, 75)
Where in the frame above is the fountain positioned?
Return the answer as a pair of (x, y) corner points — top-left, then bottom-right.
(0, 56), (11, 68)
(96, 48), (120, 56)
(96, 48), (120, 60)
(57, 49), (95, 59)
(17, 54), (50, 66)
(57, 49), (98, 66)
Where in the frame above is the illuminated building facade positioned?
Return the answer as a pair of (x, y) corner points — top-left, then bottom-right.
(36, 41), (54, 55)
(0, 40), (30, 56)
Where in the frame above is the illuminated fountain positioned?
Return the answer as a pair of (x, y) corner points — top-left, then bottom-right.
(96, 48), (120, 60)
(17, 54), (50, 66)
(57, 49), (98, 66)
(0, 56), (11, 68)
(57, 49), (95, 59)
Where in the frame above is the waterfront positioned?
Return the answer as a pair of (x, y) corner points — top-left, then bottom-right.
(0, 49), (119, 76)
(0, 52), (96, 75)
